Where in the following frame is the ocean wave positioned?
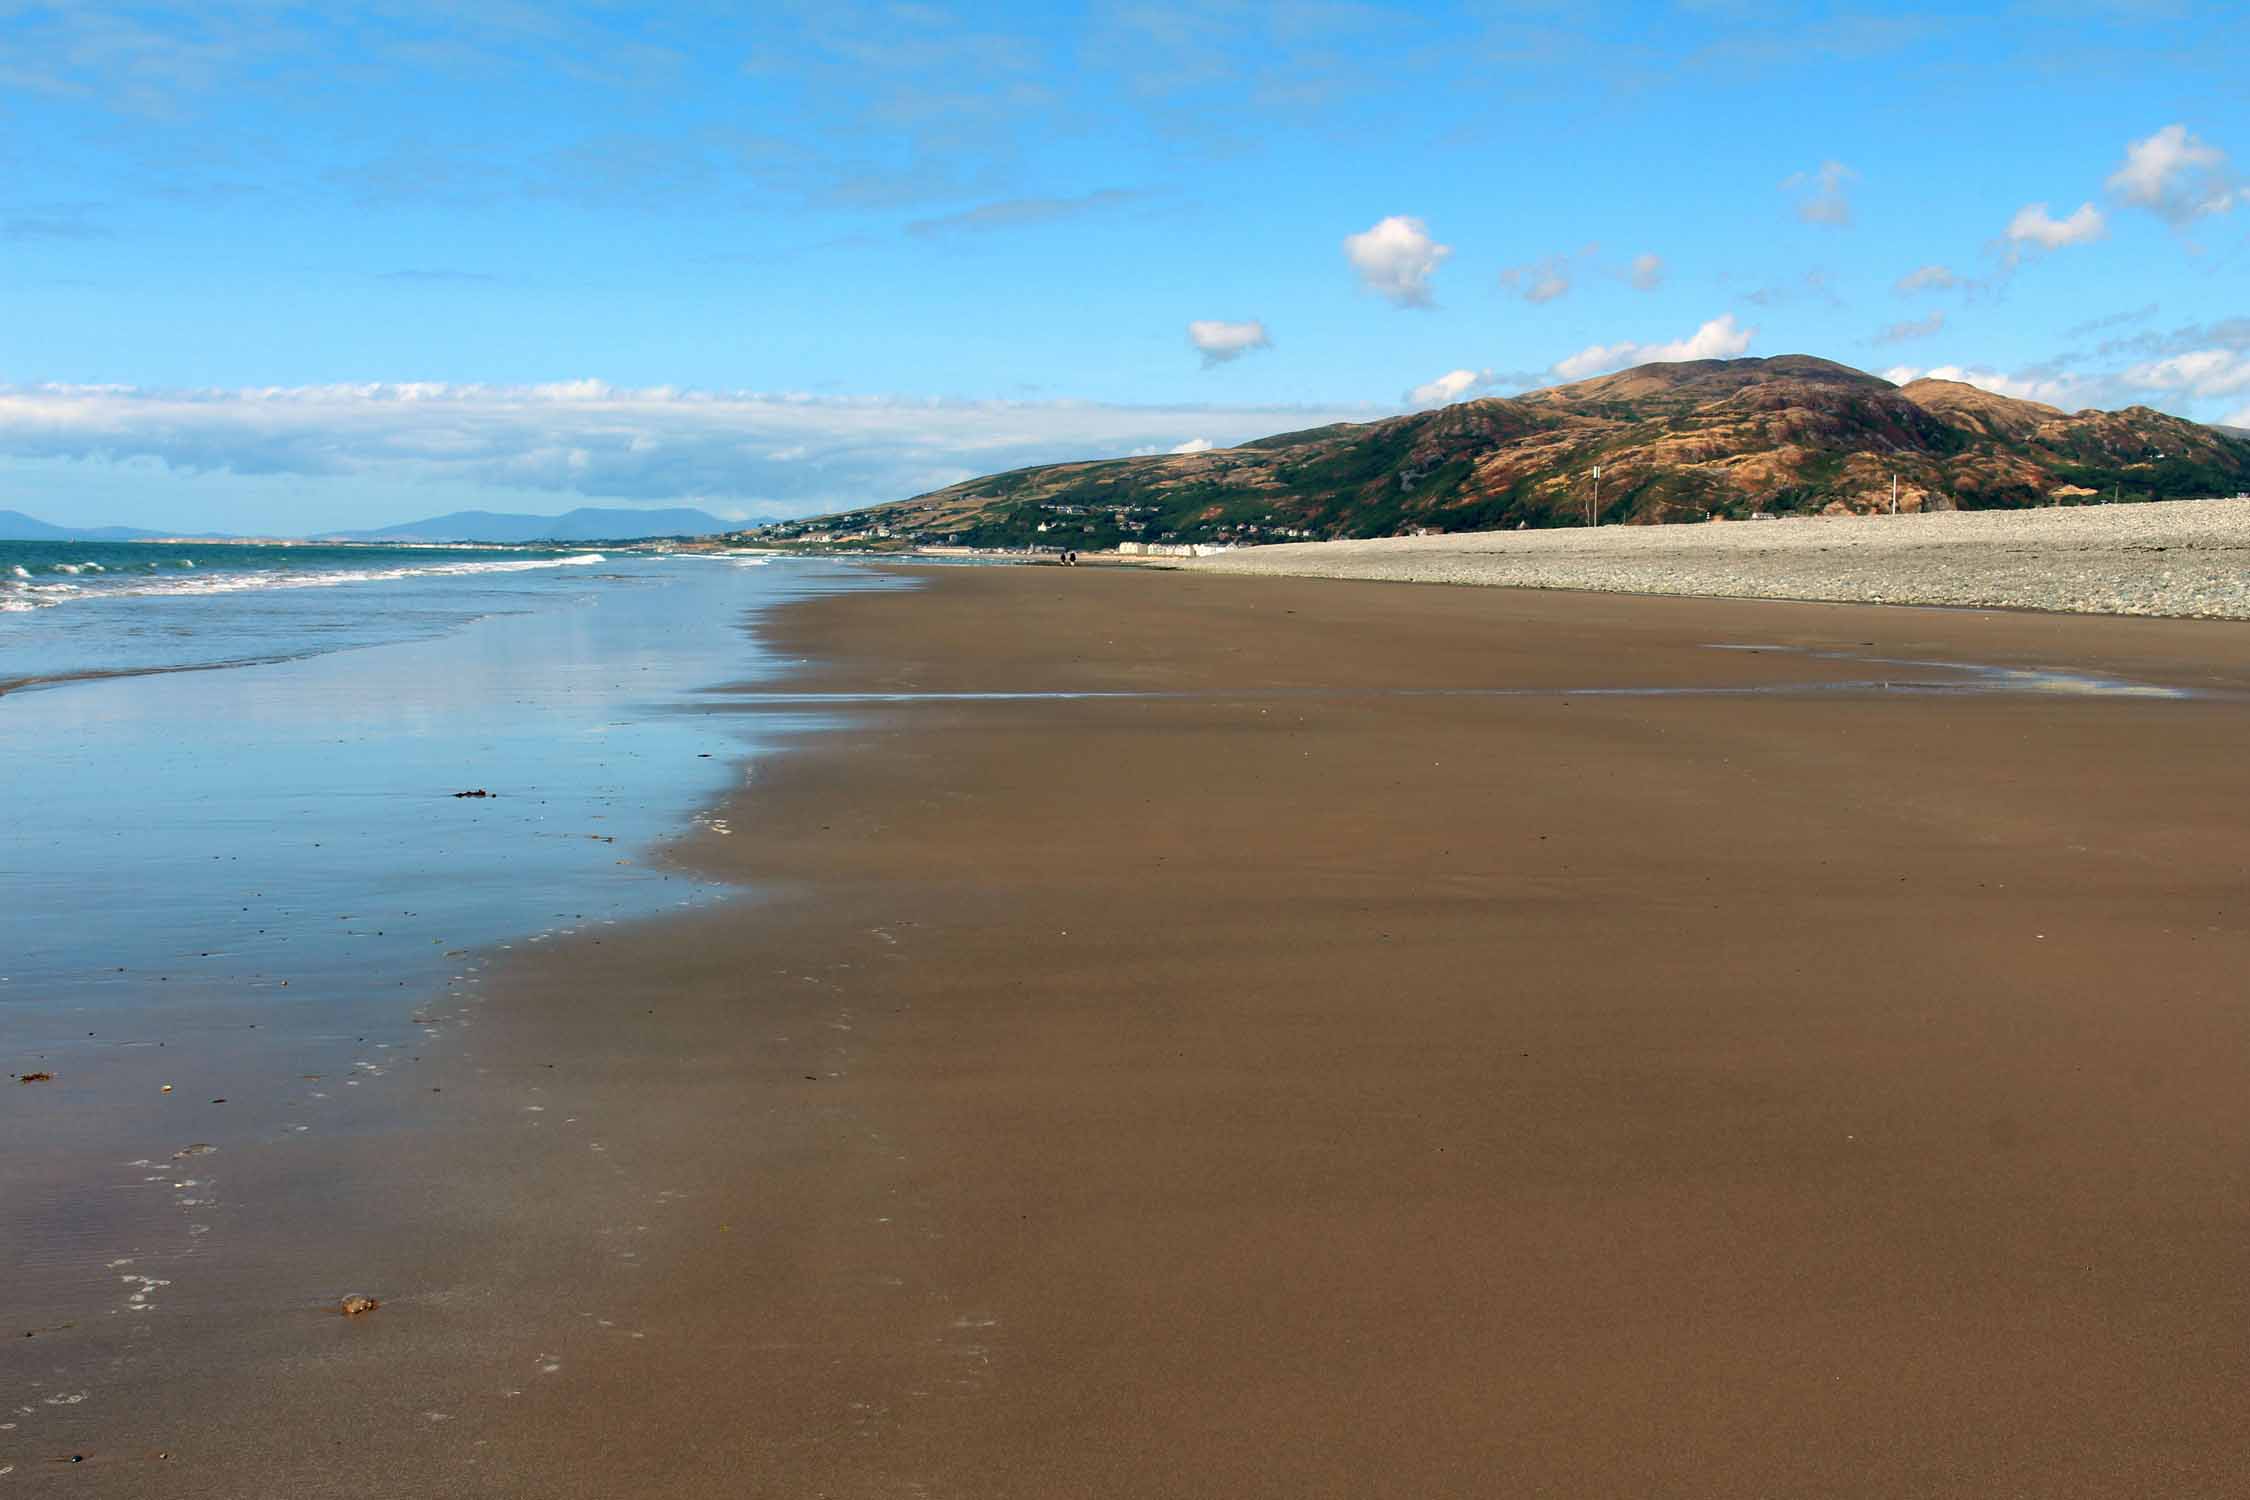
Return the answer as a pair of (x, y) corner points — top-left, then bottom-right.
(10, 560), (111, 577)
(661, 551), (772, 566)
(0, 552), (607, 610)
(0, 584), (82, 612)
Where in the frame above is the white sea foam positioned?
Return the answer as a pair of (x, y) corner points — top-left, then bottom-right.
(0, 580), (84, 612)
(666, 550), (771, 567)
(0, 551), (607, 610)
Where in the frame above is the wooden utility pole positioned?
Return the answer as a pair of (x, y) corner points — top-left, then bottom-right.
(1588, 465), (1600, 527)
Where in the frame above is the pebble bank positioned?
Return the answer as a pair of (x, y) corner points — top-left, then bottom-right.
(1180, 497), (2250, 619)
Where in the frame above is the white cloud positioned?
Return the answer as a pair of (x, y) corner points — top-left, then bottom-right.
(1874, 311), (1945, 344)
(2107, 124), (2239, 224)
(2123, 349), (2250, 399)
(1500, 255), (1571, 303)
(1781, 160), (1855, 226)
(1629, 252), (1663, 291)
(1406, 368), (1496, 406)
(0, 381), (1377, 514)
(1882, 364), (2083, 407)
(2006, 201), (2106, 252)
(1551, 314), (1754, 381)
(1186, 318), (1272, 364)
(1894, 263), (1959, 294)
(1168, 437), (1217, 453)
(2226, 403), (2250, 429)
(1342, 214), (1450, 307)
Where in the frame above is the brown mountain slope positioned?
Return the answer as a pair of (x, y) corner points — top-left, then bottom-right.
(760, 356), (2250, 548)
(1893, 378), (2065, 441)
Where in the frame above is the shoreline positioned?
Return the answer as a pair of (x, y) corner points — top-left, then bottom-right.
(21, 564), (2250, 1495)
(0, 559), (874, 1495)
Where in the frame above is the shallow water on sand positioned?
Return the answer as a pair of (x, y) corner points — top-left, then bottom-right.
(2, 557), (883, 1043)
(690, 647), (2195, 706)
(0, 557), (888, 1409)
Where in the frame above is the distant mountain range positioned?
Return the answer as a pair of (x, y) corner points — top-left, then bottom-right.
(318, 507), (734, 543)
(0, 509), (174, 541)
(1, 505), (738, 544)
(805, 356), (2250, 549)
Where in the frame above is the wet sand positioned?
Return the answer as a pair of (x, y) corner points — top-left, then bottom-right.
(22, 565), (2250, 1496)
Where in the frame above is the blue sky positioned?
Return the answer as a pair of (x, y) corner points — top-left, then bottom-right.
(3, 0), (2245, 533)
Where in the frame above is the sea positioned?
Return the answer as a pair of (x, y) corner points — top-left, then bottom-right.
(0, 535), (919, 1469)
(0, 534), (915, 1473)
(1, 535), (886, 1092)
(4, 538), (623, 692)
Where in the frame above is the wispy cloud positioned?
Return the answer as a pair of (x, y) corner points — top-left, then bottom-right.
(1500, 250), (1577, 303)
(1781, 160), (1856, 226)
(0, 380), (1377, 514)
(1690, 12), (1939, 73)
(1503, 244), (1647, 300)
(0, 4), (693, 124)
(1874, 311), (1946, 344)
(2063, 302), (2159, 340)
(2123, 348), (2250, 399)
(2090, 315), (2250, 361)
(1742, 269), (1841, 309)
(1085, 0), (1438, 142)
(905, 188), (1144, 237)
(1893, 263), (1960, 294)
(374, 268), (501, 284)
(2, 203), (110, 241)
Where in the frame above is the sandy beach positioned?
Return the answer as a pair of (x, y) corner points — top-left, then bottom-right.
(20, 5), (2250, 1494)
(19, 563), (2250, 1497)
